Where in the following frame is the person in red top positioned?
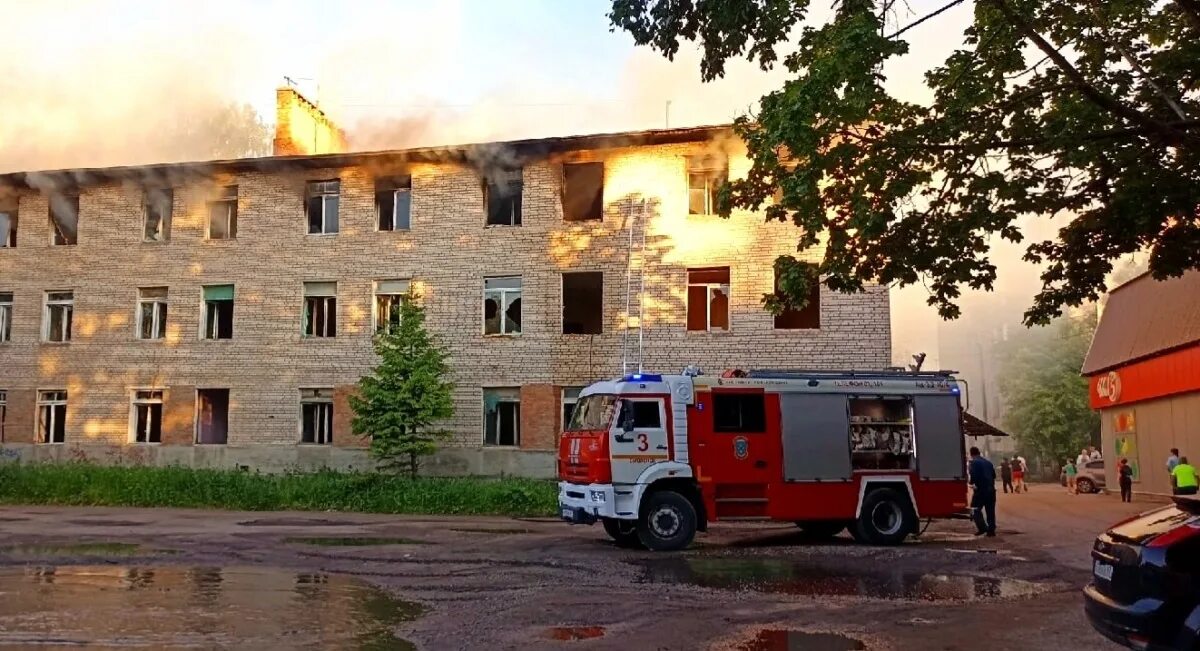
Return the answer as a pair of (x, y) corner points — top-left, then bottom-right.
(1011, 457), (1025, 494)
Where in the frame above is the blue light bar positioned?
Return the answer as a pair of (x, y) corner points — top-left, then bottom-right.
(624, 373), (663, 382)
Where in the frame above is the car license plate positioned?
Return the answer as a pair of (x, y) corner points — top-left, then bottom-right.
(561, 508), (574, 520)
(1093, 560), (1114, 582)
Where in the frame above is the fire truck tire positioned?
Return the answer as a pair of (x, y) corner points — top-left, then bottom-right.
(601, 518), (643, 548)
(637, 490), (697, 551)
(795, 521), (846, 540)
(854, 488), (917, 546)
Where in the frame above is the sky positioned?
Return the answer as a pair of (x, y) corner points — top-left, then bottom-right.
(0, 0), (1059, 381)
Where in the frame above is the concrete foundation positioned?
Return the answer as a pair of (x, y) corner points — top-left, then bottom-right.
(0, 444), (556, 479)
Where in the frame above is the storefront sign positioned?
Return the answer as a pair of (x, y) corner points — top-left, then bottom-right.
(1088, 343), (1200, 409)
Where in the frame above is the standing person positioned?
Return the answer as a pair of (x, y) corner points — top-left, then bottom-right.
(1077, 449), (1090, 468)
(1065, 458), (1078, 495)
(1171, 456), (1198, 496)
(1011, 456), (1026, 494)
(1016, 455), (1029, 492)
(968, 447), (997, 537)
(1000, 459), (1014, 494)
(1118, 458), (1134, 503)
(1090, 446), (1103, 461)
(1168, 448), (1181, 474)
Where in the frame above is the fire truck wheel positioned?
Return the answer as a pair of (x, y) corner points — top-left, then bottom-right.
(601, 518), (643, 548)
(637, 490), (697, 551)
(854, 488), (916, 546)
(795, 521), (845, 540)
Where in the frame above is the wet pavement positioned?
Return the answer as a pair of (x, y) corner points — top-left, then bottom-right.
(0, 485), (1148, 650)
(0, 565), (422, 649)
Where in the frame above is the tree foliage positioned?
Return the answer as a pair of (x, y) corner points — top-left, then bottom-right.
(350, 296), (455, 478)
(996, 310), (1099, 464)
(609, 0), (1200, 324)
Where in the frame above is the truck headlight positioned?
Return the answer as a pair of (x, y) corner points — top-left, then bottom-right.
(590, 490), (606, 503)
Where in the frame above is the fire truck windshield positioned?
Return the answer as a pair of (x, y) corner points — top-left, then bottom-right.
(565, 394), (619, 431)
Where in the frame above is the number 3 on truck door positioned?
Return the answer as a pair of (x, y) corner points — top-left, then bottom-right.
(637, 433), (649, 452)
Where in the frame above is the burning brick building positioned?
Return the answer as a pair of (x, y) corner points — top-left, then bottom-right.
(0, 89), (890, 477)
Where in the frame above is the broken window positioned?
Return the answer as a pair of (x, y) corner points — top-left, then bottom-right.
(131, 390), (163, 444)
(561, 387), (583, 430)
(196, 389), (229, 444)
(137, 287), (168, 340)
(563, 162), (604, 222)
(0, 200), (16, 248)
(202, 285), (233, 340)
(773, 264), (821, 330)
(303, 282), (337, 338)
(37, 390), (67, 444)
(49, 193), (79, 245)
(0, 292), (11, 343)
(483, 276), (522, 335)
(306, 180), (340, 235)
(713, 392), (767, 433)
(43, 290), (73, 342)
(484, 387), (520, 446)
(143, 188), (173, 242)
(686, 267), (730, 332)
(300, 388), (334, 445)
(376, 176), (411, 231)
(484, 168), (522, 226)
(686, 155), (727, 215)
(374, 279), (410, 334)
(562, 271), (602, 335)
(207, 186), (238, 240)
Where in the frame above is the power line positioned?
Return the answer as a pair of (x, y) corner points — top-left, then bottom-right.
(886, 0), (968, 39)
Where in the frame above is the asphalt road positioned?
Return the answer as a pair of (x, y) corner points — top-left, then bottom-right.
(0, 484), (1160, 650)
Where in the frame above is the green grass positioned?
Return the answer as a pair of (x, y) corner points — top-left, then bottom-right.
(0, 463), (558, 517)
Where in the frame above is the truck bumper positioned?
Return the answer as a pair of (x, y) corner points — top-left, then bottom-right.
(558, 482), (619, 524)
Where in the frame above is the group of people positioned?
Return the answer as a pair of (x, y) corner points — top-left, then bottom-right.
(1062, 446), (1103, 496)
(998, 456), (1029, 494)
(1166, 448), (1199, 496)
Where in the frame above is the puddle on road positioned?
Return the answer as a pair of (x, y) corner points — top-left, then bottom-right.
(545, 626), (606, 641)
(738, 630), (865, 651)
(0, 566), (422, 649)
(0, 542), (142, 557)
(285, 536), (428, 546)
(634, 557), (1044, 601)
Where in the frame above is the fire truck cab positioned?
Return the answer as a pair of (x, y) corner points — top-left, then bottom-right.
(558, 369), (969, 551)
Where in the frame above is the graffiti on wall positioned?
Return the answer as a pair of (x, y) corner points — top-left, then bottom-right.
(1113, 410), (1140, 481)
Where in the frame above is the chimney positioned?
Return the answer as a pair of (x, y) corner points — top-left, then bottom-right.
(273, 86), (348, 156)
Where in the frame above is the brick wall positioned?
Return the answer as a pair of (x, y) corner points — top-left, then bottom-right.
(0, 136), (890, 468)
(273, 87), (347, 157)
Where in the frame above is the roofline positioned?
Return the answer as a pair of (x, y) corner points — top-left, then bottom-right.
(1082, 339), (1200, 376)
(0, 124), (734, 190)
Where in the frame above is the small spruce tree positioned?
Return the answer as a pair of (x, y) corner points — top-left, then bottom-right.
(350, 295), (455, 478)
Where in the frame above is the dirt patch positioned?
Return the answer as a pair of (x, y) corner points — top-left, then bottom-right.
(237, 517), (367, 527)
(0, 542), (142, 557)
(285, 537), (428, 546)
(545, 626), (606, 641)
(63, 519), (145, 527)
(737, 630), (865, 651)
(449, 528), (533, 535)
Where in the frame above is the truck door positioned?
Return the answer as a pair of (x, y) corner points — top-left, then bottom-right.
(609, 397), (670, 485)
(693, 390), (780, 517)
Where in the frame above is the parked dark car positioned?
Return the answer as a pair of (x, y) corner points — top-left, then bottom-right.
(1085, 497), (1200, 649)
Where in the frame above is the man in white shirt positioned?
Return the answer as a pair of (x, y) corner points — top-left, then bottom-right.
(1089, 446), (1102, 461)
(1077, 449), (1090, 467)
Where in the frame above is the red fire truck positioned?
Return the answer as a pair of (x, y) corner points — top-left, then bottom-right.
(558, 369), (970, 550)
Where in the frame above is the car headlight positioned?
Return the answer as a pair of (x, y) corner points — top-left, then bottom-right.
(590, 490), (606, 503)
